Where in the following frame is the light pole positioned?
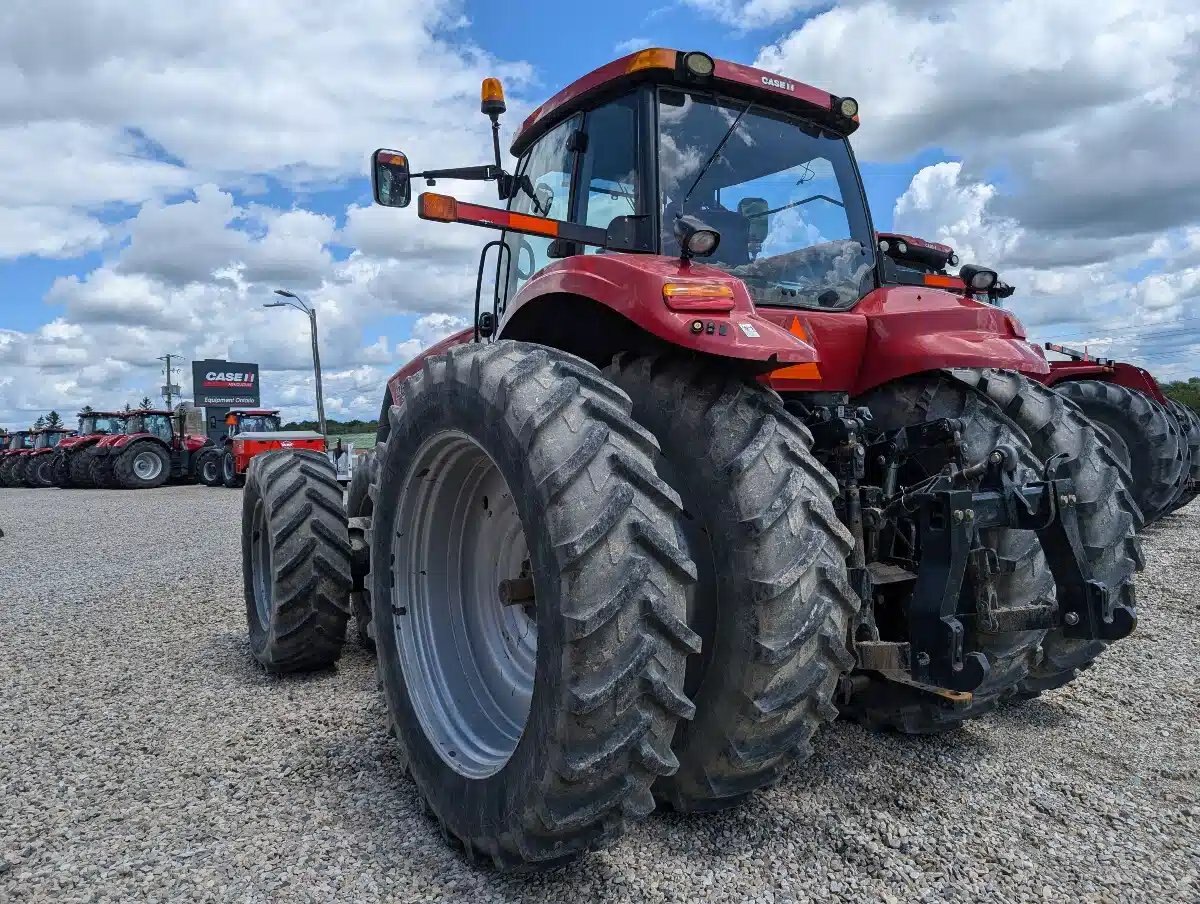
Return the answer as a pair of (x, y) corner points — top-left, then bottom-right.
(265, 289), (327, 438)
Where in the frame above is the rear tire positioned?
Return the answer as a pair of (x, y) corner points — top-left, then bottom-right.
(114, 441), (170, 490)
(847, 372), (1056, 733)
(242, 449), (352, 672)
(1054, 380), (1185, 524)
(1165, 399), (1200, 514)
(89, 452), (117, 489)
(0, 458), (14, 487)
(957, 369), (1142, 697)
(370, 340), (698, 869)
(31, 457), (55, 488)
(607, 353), (856, 811)
(68, 451), (96, 488)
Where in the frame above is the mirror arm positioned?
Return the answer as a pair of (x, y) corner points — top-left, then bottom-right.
(412, 164), (509, 184)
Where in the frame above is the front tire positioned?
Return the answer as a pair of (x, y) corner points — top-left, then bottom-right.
(242, 449), (353, 671)
(68, 450), (96, 488)
(370, 340), (698, 869)
(958, 369), (1142, 697)
(607, 353), (856, 811)
(114, 441), (170, 489)
(346, 450), (377, 652)
(1165, 399), (1200, 514)
(1054, 379), (1185, 524)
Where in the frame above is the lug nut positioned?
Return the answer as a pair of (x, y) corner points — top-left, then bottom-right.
(953, 510), (964, 521)
(965, 510), (975, 521)
(1064, 611), (1080, 626)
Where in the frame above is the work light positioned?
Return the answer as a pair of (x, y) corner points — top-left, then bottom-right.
(675, 215), (721, 258)
(959, 264), (999, 292)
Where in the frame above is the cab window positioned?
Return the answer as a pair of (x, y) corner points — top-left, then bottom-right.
(504, 115), (579, 302)
(578, 94), (641, 248)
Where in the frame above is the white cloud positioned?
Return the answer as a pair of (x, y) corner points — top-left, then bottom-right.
(683, 0), (823, 30)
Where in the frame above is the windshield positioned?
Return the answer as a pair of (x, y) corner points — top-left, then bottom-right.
(657, 88), (876, 309)
(235, 415), (280, 434)
(81, 415), (123, 435)
(33, 433), (49, 450)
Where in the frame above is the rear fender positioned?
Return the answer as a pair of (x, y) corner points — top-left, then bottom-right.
(1040, 360), (1168, 405)
(500, 254), (818, 370)
(385, 326), (476, 408)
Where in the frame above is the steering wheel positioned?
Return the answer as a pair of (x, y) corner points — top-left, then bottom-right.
(515, 238), (537, 282)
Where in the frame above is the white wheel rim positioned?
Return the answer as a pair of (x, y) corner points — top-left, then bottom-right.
(133, 451), (163, 481)
(390, 430), (536, 779)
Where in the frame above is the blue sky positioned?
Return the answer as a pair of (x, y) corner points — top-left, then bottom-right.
(1, 0), (1197, 429)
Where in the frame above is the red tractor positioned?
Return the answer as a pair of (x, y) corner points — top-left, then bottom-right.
(86, 409), (212, 489)
(1036, 345), (1196, 521)
(240, 50), (1140, 868)
(0, 430), (32, 486)
(49, 410), (127, 488)
(20, 428), (76, 487)
(194, 408), (325, 488)
(879, 233), (1196, 522)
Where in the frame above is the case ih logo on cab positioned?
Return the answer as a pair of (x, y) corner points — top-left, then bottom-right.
(761, 76), (795, 91)
(204, 371), (256, 389)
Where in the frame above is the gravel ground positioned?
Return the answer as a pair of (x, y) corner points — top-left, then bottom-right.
(1, 485), (1197, 904)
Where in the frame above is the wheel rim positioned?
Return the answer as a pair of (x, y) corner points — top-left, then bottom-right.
(203, 459), (218, 483)
(250, 498), (272, 629)
(391, 430), (536, 779)
(133, 451), (163, 481)
(223, 456), (235, 481)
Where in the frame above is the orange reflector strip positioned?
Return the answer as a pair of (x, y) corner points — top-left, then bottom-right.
(771, 316), (822, 380)
(418, 193), (458, 223)
(626, 48), (677, 73)
(506, 212), (559, 237)
(481, 77), (505, 104)
(924, 273), (964, 289)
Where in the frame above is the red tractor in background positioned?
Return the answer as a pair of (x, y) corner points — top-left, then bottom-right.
(20, 428), (77, 487)
(879, 233), (1197, 522)
(0, 430), (32, 487)
(49, 410), (127, 488)
(193, 408), (325, 488)
(86, 409), (212, 489)
(1037, 345), (1196, 520)
(240, 50), (1141, 868)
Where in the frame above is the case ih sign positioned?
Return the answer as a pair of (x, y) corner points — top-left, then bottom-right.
(192, 359), (261, 406)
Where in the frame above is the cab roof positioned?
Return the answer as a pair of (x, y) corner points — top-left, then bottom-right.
(130, 408), (174, 416)
(513, 47), (857, 157)
(230, 408), (280, 416)
(79, 410), (126, 418)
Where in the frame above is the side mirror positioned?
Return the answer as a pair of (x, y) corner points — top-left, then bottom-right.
(739, 197), (770, 244)
(372, 149), (412, 208)
(533, 182), (555, 216)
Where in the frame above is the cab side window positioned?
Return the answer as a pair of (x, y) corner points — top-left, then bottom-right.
(504, 116), (578, 301)
(578, 94), (641, 248)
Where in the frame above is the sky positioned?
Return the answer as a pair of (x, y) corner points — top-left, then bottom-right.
(1, 0), (1198, 429)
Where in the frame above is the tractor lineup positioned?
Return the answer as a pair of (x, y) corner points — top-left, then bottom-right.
(229, 49), (1193, 871)
(0, 406), (336, 490)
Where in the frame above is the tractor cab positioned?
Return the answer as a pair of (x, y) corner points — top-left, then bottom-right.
(6, 431), (33, 453)
(30, 429), (71, 452)
(124, 409), (177, 445)
(224, 409), (282, 437)
(79, 411), (126, 437)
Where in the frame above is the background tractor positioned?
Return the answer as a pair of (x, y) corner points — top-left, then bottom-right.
(241, 49), (1140, 868)
(192, 408), (326, 488)
(882, 232), (1195, 524)
(50, 410), (126, 488)
(0, 430), (33, 487)
(22, 428), (76, 487)
(87, 409), (211, 490)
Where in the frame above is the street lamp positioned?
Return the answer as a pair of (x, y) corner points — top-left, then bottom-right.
(265, 288), (327, 438)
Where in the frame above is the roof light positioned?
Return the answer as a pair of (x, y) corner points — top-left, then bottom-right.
(837, 96), (859, 118)
(626, 48), (678, 73)
(683, 51), (715, 79)
(480, 78), (506, 116)
(896, 240), (908, 254)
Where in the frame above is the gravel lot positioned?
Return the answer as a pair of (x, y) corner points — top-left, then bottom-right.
(1, 485), (1197, 903)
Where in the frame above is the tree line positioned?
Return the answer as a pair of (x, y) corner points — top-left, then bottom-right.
(1163, 378), (1200, 412)
(282, 417), (380, 436)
